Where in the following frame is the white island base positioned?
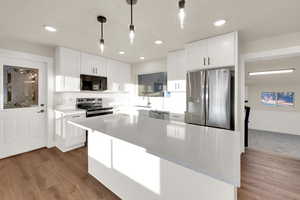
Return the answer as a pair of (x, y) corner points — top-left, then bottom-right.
(88, 130), (237, 200)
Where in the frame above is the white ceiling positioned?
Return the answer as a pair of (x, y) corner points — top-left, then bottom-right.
(246, 56), (300, 85)
(1, 0), (300, 63)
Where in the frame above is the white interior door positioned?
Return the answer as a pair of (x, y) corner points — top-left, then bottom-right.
(0, 57), (47, 159)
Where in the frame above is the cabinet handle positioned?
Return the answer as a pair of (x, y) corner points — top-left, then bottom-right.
(203, 57), (206, 66)
(72, 115), (81, 118)
(208, 57), (210, 65)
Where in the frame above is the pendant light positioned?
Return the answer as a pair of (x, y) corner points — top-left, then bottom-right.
(127, 0), (137, 44)
(97, 16), (107, 54)
(178, 0), (186, 29)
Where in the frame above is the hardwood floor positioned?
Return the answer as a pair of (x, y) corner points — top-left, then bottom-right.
(0, 147), (299, 200)
(238, 149), (300, 200)
(0, 147), (120, 200)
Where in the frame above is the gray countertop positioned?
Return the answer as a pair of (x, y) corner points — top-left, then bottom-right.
(70, 114), (240, 186)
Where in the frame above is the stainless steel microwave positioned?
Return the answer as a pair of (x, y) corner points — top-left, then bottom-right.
(80, 74), (107, 91)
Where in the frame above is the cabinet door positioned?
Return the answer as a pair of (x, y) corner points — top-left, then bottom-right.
(56, 47), (81, 77)
(55, 47), (81, 91)
(107, 60), (131, 92)
(81, 53), (95, 75)
(65, 114), (86, 149)
(95, 56), (107, 77)
(185, 40), (208, 71)
(81, 53), (107, 76)
(207, 32), (236, 67)
(167, 50), (186, 92)
(118, 63), (131, 91)
(107, 60), (121, 91)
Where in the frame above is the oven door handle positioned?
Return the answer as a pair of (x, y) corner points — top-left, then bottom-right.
(86, 110), (113, 115)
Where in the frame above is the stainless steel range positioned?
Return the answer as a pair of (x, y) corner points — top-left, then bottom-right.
(76, 98), (113, 147)
(76, 98), (113, 118)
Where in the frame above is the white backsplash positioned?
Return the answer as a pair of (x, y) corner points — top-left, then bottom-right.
(134, 92), (186, 114)
(55, 90), (186, 114)
(55, 92), (134, 109)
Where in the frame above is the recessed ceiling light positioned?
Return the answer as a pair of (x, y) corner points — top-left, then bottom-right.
(155, 40), (163, 45)
(119, 51), (125, 55)
(249, 69), (295, 76)
(214, 19), (226, 27)
(139, 56), (145, 60)
(44, 25), (57, 32)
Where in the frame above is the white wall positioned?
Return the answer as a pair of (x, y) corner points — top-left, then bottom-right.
(247, 84), (300, 135)
(0, 37), (54, 57)
(241, 31), (300, 54)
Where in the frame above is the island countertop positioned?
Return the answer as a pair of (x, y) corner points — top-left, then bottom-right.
(70, 114), (240, 186)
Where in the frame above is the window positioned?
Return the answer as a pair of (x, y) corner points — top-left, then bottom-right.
(3, 65), (39, 109)
(138, 72), (167, 97)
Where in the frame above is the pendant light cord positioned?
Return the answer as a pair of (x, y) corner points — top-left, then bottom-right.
(130, 0), (133, 25)
(101, 22), (104, 39)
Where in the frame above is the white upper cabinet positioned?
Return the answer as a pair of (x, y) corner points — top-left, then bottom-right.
(80, 52), (107, 77)
(185, 39), (208, 71)
(207, 32), (236, 67)
(55, 47), (130, 93)
(107, 59), (131, 92)
(55, 47), (81, 92)
(185, 32), (237, 70)
(167, 50), (186, 92)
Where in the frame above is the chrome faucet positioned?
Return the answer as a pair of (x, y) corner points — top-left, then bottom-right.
(147, 96), (151, 107)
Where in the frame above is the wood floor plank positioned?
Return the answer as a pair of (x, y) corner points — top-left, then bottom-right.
(238, 149), (300, 200)
(1, 147), (299, 200)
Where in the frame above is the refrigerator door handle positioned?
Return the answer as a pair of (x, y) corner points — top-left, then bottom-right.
(205, 71), (209, 123)
(203, 57), (206, 66)
(187, 72), (192, 99)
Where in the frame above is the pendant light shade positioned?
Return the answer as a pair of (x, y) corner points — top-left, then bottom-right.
(97, 16), (107, 54)
(99, 38), (104, 54)
(127, 0), (137, 44)
(129, 24), (135, 44)
(178, 0), (186, 29)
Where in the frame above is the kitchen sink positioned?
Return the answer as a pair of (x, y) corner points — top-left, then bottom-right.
(149, 110), (170, 120)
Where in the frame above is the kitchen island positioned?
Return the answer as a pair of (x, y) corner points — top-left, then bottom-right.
(70, 114), (240, 200)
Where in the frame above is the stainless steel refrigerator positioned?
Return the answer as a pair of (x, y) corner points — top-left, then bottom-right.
(185, 68), (235, 130)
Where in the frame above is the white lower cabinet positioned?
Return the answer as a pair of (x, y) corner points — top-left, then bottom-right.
(55, 111), (86, 152)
